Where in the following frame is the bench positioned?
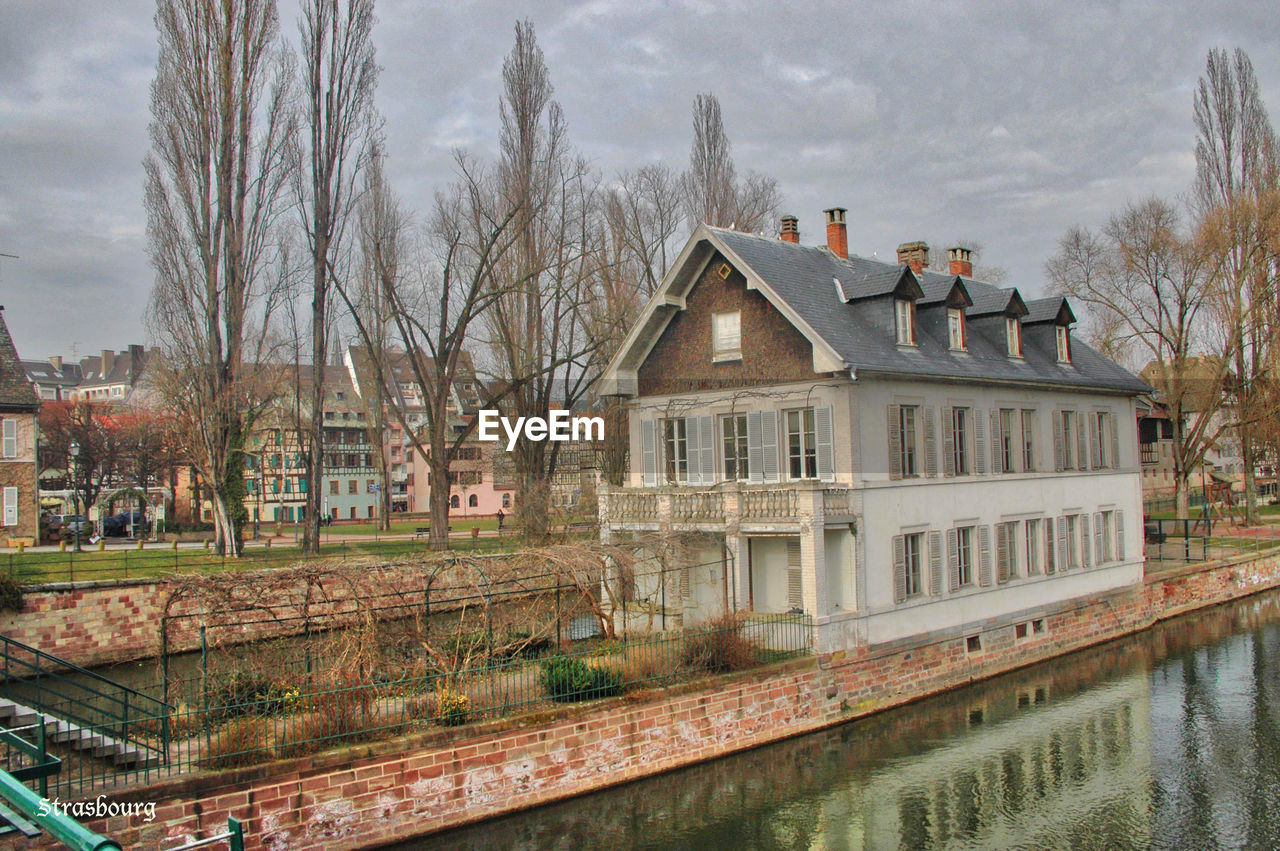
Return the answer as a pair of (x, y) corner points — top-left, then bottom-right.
(414, 526), (452, 538)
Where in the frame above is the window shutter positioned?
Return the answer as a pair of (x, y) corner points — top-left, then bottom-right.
(786, 539), (802, 610)
(928, 530), (944, 597)
(681, 567), (691, 599)
(978, 525), (993, 586)
(1088, 414), (1100, 469)
(1057, 516), (1068, 569)
(942, 407), (955, 477)
(1094, 512), (1104, 564)
(1075, 418), (1088, 471)
(1045, 520), (1056, 575)
(1116, 511), (1126, 561)
(746, 411), (764, 485)
(990, 411), (1003, 474)
(760, 411), (780, 483)
(893, 534), (907, 604)
(996, 524), (1009, 583)
(924, 407), (938, 478)
(1080, 514), (1092, 569)
(699, 415), (715, 485)
(887, 405), (902, 480)
(684, 416), (701, 486)
(2, 486), (15, 527)
(641, 420), (657, 486)
(1109, 415), (1120, 470)
(974, 411), (987, 474)
(1, 420), (15, 459)
(947, 528), (959, 591)
(815, 406), (834, 482)
(1052, 411), (1064, 471)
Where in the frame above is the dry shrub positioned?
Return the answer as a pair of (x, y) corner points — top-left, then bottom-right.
(591, 642), (681, 688)
(275, 675), (374, 757)
(682, 615), (760, 674)
(200, 716), (270, 770)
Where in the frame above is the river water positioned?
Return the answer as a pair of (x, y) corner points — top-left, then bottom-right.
(396, 588), (1280, 850)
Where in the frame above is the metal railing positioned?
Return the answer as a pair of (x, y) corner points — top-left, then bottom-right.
(0, 636), (171, 767)
(25, 615), (812, 800)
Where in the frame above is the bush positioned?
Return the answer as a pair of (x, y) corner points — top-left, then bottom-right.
(276, 675), (374, 757)
(205, 671), (294, 722)
(540, 656), (623, 703)
(682, 617), (760, 674)
(0, 577), (23, 613)
(200, 716), (270, 770)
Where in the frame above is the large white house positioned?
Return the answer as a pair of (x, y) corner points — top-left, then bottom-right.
(600, 210), (1148, 652)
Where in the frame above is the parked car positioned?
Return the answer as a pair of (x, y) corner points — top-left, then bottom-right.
(103, 511), (150, 538)
(52, 514), (91, 537)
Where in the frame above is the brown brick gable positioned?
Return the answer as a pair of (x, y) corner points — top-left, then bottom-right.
(636, 252), (818, 396)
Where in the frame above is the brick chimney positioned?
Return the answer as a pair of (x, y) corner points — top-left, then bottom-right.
(780, 214), (800, 244)
(947, 246), (973, 277)
(49, 356), (62, 371)
(824, 208), (848, 259)
(101, 349), (115, 378)
(897, 241), (929, 275)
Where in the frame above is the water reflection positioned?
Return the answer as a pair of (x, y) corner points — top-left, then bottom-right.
(395, 592), (1280, 850)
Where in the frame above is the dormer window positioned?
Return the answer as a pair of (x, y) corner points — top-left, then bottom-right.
(895, 299), (916, 346)
(948, 308), (966, 351)
(1056, 326), (1071, 363)
(712, 311), (741, 362)
(1007, 317), (1023, 358)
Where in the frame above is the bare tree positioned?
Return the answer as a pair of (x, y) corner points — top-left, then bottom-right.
(484, 20), (610, 541)
(604, 164), (685, 298)
(681, 93), (781, 232)
(1046, 198), (1232, 518)
(1192, 47), (1280, 525)
(296, 0), (380, 551)
(145, 0), (296, 555)
(337, 154), (526, 549)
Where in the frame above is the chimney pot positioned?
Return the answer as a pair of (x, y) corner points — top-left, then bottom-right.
(897, 241), (930, 275)
(947, 246), (973, 277)
(824, 208), (848, 259)
(780, 214), (800, 244)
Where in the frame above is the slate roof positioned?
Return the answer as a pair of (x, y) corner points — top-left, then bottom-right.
(711, 227), (1147, 395)
(0, 311), (40, 412)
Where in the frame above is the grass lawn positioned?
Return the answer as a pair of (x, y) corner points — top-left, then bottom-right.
(1, 532), (544, 585)
(329, 517), (499, 536)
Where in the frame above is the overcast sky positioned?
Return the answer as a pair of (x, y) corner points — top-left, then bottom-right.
(2, 0), (1279, 361)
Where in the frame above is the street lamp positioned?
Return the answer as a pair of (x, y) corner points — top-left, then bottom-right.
(69, 440), (82, 552)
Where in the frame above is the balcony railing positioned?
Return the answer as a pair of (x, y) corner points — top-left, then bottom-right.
(603, 484), (849, 527)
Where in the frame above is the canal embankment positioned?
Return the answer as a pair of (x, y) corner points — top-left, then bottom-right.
(7, 546), (1280, 850)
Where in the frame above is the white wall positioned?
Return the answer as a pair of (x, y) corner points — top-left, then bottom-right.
(749, 536), (794, 613)
(824, 528), (855, 611)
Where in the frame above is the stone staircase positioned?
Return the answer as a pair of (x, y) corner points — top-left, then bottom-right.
(0, 699), (160, 770)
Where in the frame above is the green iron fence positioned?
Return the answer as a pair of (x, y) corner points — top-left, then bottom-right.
(16, 614), (812, 800)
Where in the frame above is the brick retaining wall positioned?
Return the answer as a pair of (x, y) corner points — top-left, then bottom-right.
(7, 549), (1280, 849)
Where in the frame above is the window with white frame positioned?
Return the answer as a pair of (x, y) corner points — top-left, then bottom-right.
(948, 308), (966, 351)
(712, 311), (741, 360)
(1094, 411), (1112, 468)
(1025, 518), (1042, 575)
(951, 407), (970, 475)
(956, 525), (974, 587)
(904, 532), (924, 597)
(785, 408), (817, 479)
(663, 418), (689, 484)
(1065, 514), (1080, 569)
(1056, 326), (1071, 362)
(1007, 317), (1023, 357)
(1100, 509), (1115, 563)
(1021, 409), (1036, 471)
(997, 409), (1014, 473)
(895, 299), (916, 346)
(721, 413), (749, 481)
(898, 405), (919, 477)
